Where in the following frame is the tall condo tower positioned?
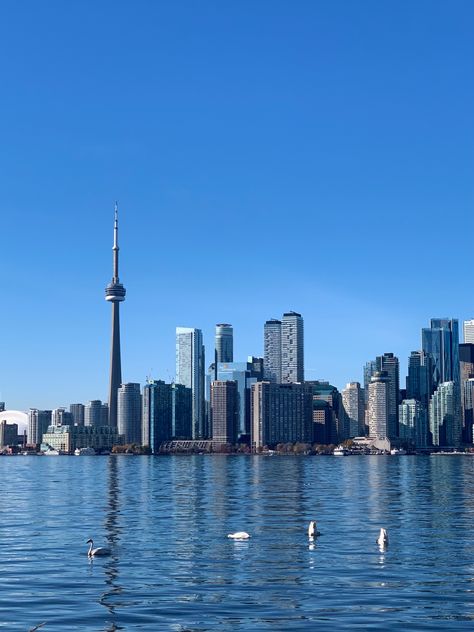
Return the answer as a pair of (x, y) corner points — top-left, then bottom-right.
(263, 319), (282, 382)
(215, 324), (233, 364)
(105, 204), (126, 428)
(281, 311), (304, 383)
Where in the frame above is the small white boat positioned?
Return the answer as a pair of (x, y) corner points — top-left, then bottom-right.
(390, 448), (407, 455)
(75, 447), (96, 456)
(333, 446), (348, 456)
(43, 449), (60, 456)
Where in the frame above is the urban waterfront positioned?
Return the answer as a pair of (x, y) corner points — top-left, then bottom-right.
(1, 455), (474, 631)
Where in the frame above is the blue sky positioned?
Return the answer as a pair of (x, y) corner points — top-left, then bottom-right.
(1, 0), (473, 411)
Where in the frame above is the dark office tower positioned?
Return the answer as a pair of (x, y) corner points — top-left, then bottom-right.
(142, 380), (172, 453)
(264, 319), (282, 382)
(251, 382), (313, 449)
(211, 380), (239, 444)
(307, 381), (345, 444)
(118, 383), (142, 445)
(101, 404), (109, 426)
(27, 409), (52, 445)
(375, 353), (400, 439)
(458, 343), (474, 441)
(215, 324), (233, 364)
(406, 351), (433, 405)
(69, 404), (85, 426)
(0, 402), (5, 412)
(171, 383), (192, 439)
(85, 400), (104, 427)
(281, 311), (304, 383)
(105, 204), (126, 429)
(422, 318), (461, 446)
(247, 356), (264, 380)
(422, 319), (460, 389)
(363, 360), (377, 406)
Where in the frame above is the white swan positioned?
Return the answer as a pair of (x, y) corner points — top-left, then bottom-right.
(376, 528), (388, 547)
(86, 538), (111, 557)
(227, 531), (250, 540)
(308, 520), (321, 538)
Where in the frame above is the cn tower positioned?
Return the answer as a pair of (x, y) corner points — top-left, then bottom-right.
(105, 203), (126, 428)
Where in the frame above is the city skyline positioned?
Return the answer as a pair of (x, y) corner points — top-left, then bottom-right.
(1, 1), (473, 411)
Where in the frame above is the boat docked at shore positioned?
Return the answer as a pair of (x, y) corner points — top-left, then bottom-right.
(74, 447), (96, 456)
(333, 446), (348, 456)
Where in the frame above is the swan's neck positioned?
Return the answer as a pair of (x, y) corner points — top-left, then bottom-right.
(88, 541), (93, 556)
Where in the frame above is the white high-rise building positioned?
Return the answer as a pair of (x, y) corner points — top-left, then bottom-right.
(263, 319), (282, 382)
(367, 372), (390, 439)
(464, 320), (474, 343)
(281, 311), (304, 383)
(176, 327), (205, 439)
(342, 382), (365, 437)
(28, 409), (52, 445)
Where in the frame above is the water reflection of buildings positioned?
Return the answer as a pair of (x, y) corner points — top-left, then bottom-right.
(99, 456), (124, 631)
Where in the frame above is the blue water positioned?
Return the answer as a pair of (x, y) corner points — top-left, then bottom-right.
(1, 455), (473, 631)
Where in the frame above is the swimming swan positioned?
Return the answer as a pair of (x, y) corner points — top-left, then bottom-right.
(308, 521), (321, 538)
(376, 528), (389, 547)
(86, 538), (111, 557)
(227, 531), (250, 540)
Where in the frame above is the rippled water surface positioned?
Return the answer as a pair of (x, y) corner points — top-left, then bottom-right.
(1, 455), (474, 630)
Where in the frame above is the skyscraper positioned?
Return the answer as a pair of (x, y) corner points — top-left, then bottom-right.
(422, 318), (461, 445)
(367, 371), (390, 440)
(422, 319), (460, 389)
(27, 409), (52, 445)
(215, 324), (233, 364)
(281, 311), (304, 383)
(105, 204), (126, 429)
(117, 383), (142, 445)
(429, 381), (457, 447)
(375, 353), (400, 439)
(176, 327), (205, 439)
(85, 400), (105, 427)
(263, 319), (281, 382)
(211, 380), (239, 444)
(399, 399), (427, 448)
(251, 381), (313, 449)
(342, 382), (365, 438)
(463, 319), (474, 343)
(142, 380), (172, 452)
(69, 403), (85, 426)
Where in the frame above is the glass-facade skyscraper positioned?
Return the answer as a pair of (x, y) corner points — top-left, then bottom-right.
(422, 318), (461, 446)
(176, 327), (205, 439)
(215, 324), (233, 364)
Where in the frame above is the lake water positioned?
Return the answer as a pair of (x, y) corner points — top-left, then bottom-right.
(1, 455), (473, 631)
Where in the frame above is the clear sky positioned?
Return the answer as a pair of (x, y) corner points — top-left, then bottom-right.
(1, 0), (473, 411)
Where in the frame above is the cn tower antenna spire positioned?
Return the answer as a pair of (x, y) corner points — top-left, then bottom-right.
(113, 201), (119, 282)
